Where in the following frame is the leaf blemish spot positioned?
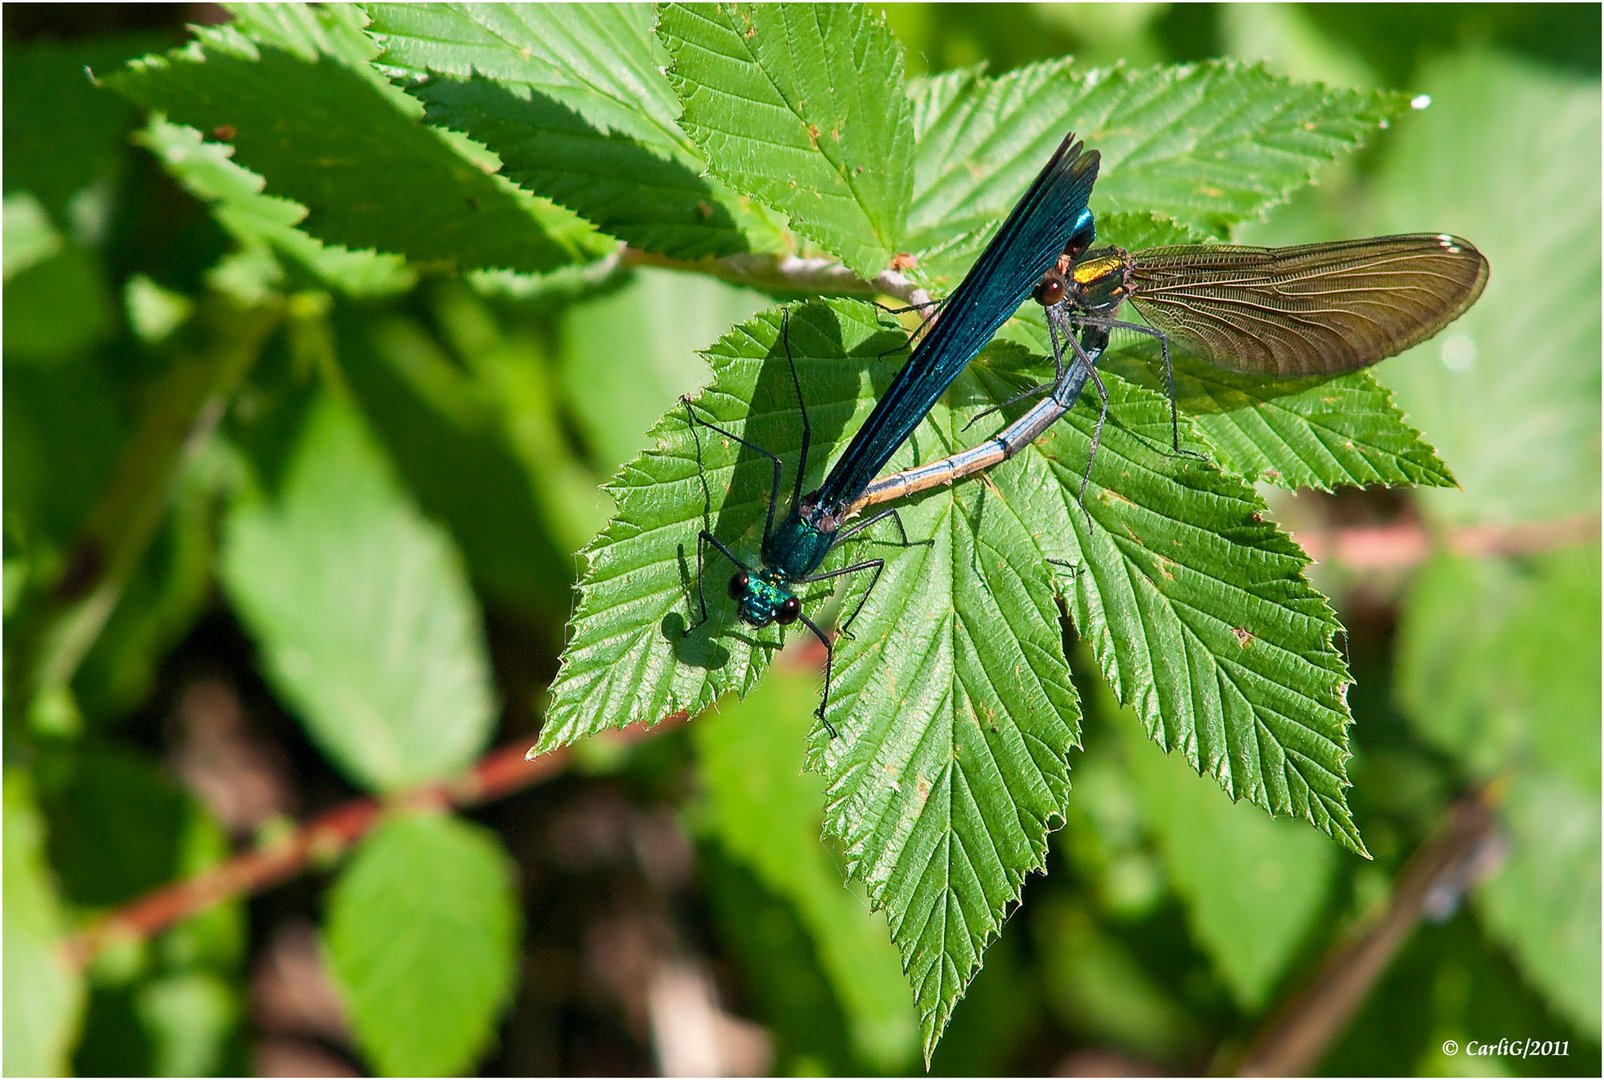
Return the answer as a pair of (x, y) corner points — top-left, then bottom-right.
(1233, 627), (1253, 648)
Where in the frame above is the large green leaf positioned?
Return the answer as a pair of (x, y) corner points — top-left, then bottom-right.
(106, 8), (607, 273)
(324, 812), (521, 1076)
(1478, 774), (1602, 1040)
(542, 298), (1362, 1056)
(1396, 548), (1601, 1035)
(1397, 550), (1601, 792)
(657, 3), (915, 278)
(362, 3), (786, 259)
(537, 301), (907, 748)
(221, 395), (497, 792)
(906, 57), (1408, 280)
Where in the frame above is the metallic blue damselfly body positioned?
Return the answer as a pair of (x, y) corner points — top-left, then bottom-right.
(684, 133), (1103, 732)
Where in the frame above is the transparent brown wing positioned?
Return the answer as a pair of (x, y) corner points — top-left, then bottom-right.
(1126, 234), (1489, 377)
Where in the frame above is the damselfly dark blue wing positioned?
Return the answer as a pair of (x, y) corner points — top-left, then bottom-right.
(811, 135), (1102, 510)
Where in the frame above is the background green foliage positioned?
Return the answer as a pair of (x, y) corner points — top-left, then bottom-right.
(4, 3), (1598, 1076)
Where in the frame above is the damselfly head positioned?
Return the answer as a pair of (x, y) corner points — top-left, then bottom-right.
(731, 568), (799, 627)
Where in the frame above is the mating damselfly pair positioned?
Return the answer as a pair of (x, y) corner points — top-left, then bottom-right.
(682, 133), (1488, 733)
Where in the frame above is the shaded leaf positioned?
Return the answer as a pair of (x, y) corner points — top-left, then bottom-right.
(107, 16), (607, 274)
(1118, 711), (1339, 1010)
(364, 2), (786, 259)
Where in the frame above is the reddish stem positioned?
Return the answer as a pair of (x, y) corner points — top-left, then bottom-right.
(62, 716), (685, 969)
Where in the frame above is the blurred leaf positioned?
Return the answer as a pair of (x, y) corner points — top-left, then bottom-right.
(338, 306), (578, 619)
(1036, 899), (1205, 1062)
(1116, 704), (1340, 1010)
(1324, 910), (1601, 1077)
(690, 668), (918, 1072)
(658, 2), (915, 278)
(124, 274), (194, 343)
(1216, 3), (1376, 91)
(135, 119), (416, 299)
(1369, 50), (1601, 526)
(364, 2), (787, 259)
(33, 746), (247, 1076)
(3, 769), (85, 1076)
(559, 266), (769, 474)
(3, 36), (148, 222)
(106, 13), (609, 273)
(324, 812), (521, 1077)
(3, 192), (65, 278)
(697, 848), (849, 1073)
(221, 394), (497, 791)
(1, 361), (123, 552)
(906, 57), (1407, 277)
(1397, 549), (1601, 791)
(72, 446), (224, 721)
(1479, 773), (1602, 1039)
(128, 972), (243, 1077)
(3, 240), (116, 362)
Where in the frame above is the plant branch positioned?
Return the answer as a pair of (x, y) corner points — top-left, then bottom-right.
(12, 296), (281, 706)
(620, 245), (933, 311)
(1232, 784), (1506, 1076)
(61, 715), (686, 970)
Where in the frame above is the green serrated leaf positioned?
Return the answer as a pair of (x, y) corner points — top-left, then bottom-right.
(107, 16), (607, 274)
(908, 58), (1406, 256)
(544, 295), (1364, 1058)
(324, 812), (521, 1076)
(1027, 376), (1363, 856)
(221, 395), (497, 792)
(3, 770), (85, 1077)
(363, 2), (787, 259)
(658, 2), (915, 277)
(538, 301), (906, 750)
(807, 435), (1084, 1059)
